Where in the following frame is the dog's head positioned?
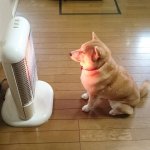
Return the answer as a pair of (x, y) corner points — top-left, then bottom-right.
(70, 32), (110, 71)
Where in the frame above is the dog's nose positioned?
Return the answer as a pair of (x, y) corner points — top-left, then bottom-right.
(69, 52), (72, 56)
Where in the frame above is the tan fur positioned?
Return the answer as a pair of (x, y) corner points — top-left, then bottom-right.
(70, 32), (150, 116)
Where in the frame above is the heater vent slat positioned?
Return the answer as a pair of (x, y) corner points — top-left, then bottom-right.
(12, 59), (32, 106)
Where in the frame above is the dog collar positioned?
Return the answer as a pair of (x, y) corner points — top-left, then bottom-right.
(80, 66), (98, 71)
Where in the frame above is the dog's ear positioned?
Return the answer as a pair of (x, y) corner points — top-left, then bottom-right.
(92, 32), (99, 41)
(92, 46), (100, 61)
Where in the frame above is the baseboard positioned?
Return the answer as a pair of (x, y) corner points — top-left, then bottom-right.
(0, 0), (19, 63)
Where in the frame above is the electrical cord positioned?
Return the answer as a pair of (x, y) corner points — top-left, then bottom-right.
(0, 78), (8, 101)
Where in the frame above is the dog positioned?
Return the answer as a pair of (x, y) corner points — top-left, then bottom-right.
(70, 32), (149, 116)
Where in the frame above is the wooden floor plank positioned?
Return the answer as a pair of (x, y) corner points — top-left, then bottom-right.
(0, 131), (79, 144)
(80, 128), (150, 142)
(0, 120), (79, 132)
(79, 118), (150, 129)
(0, 143), (80, 150)
(81, 140), (150, 150)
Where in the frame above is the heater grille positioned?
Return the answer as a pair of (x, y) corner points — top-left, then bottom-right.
(11, 33), (37, 107)
(12, 59), (33, 106)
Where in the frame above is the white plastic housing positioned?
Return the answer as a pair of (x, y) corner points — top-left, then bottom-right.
(1, 16), (53, 126)
(3, 16), (30, 63)
(2, 16), (35, 120)
(2, 80), (53, 127)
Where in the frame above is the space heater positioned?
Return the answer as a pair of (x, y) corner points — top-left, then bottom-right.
(1, 17), (53, 127)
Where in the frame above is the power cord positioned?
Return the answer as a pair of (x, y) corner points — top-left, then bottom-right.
(0, 78), (9, 101)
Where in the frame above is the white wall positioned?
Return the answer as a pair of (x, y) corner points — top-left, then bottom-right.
(0, 0), (12, 41)
(0, 0), (18, 61)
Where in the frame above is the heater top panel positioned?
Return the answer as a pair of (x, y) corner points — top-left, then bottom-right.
(2, 16), (30, 63)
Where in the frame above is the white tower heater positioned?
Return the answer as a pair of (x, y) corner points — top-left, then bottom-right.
(1, 16), (53, 127)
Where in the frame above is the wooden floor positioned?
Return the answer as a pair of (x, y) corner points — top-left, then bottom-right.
(0, 0), (150, 149)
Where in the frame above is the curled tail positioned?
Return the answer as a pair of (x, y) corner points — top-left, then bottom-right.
(140, 80), (150, 98)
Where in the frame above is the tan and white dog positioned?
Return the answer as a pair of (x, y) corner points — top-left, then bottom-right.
(70, 32), (149, 116)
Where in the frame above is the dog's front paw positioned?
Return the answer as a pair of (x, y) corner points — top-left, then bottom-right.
(81, 93), (89, 100)
(82, 104), (90, 112)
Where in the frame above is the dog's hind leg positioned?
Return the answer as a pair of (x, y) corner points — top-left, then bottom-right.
(109, 100), (134, 115)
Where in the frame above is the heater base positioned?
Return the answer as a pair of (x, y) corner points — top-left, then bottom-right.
(1, 80), (53, 127)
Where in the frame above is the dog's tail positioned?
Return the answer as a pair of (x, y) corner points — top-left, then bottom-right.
(140, 80), (150, 98)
